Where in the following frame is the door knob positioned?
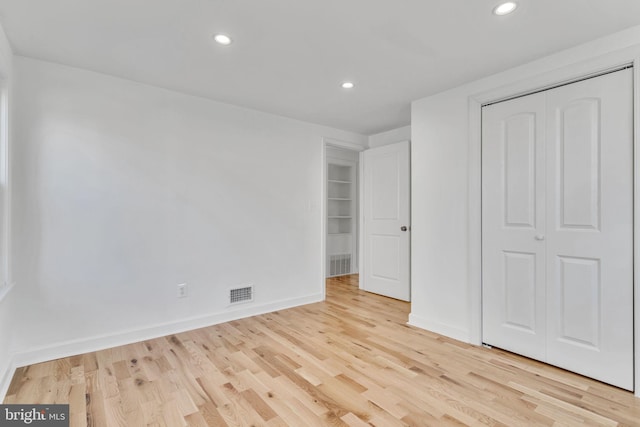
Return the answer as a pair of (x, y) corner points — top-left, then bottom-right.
(535, 234), (545, 241)
(401, 226), (408, 232)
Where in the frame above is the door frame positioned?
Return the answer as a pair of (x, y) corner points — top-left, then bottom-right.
(468, 50), (640, 396)
(320, 138), (365, 300)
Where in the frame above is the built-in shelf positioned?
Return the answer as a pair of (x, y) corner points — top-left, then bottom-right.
(327, 160), (357, 277)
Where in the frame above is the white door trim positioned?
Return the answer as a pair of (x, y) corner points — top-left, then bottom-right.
(467, 50), (640, 396)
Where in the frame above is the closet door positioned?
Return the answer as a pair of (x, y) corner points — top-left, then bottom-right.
(482, 68), (634, 391)
(482, 93), (547, 361)
(545, 69), (633, 391)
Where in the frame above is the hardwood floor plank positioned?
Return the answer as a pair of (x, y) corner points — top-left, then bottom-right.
(197, 401), (228, 427)
(4, 274), (640, 426)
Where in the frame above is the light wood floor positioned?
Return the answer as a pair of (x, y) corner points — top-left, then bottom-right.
(5, 275), (640, 426)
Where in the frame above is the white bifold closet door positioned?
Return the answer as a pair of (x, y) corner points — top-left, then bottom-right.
(482, 68), (633, 391)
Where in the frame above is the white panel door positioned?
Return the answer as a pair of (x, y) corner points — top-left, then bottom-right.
(482, 93), (547, 361)
(482, 69), (634, 391)
(362, 141), (410, 301)
(544, 69), (633, 391)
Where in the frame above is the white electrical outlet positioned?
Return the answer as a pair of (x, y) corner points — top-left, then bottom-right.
(177, 283), (188, 298)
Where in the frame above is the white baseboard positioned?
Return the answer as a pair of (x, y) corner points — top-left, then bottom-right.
(408, 313), (470, 343)
(0, 356), (17, 402)
(1, 292), (323, 401)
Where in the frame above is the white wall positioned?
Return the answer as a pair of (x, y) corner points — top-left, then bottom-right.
(9, 56), (366, 368)
(409, 25), (640, 350)
(368, 125), (411, 148)
(0, 22), (14, 396)
(409, 88), (470, 340)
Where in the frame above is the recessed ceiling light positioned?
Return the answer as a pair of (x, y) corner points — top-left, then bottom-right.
(493, 2), (518, 15)
(213, 34), (232, 45)
(341, 82), (355, 89)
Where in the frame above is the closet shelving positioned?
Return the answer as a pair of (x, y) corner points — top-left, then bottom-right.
(327, 161), (357, 276)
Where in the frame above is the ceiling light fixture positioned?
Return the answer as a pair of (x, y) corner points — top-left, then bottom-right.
(341, 82), (355, 89)
(213, 34), (233, 45)
(493, 2), (518, 15)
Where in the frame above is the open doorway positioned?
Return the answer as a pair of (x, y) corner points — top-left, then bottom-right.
(322, 139), (411, 303)
(325, 146), (360, 279)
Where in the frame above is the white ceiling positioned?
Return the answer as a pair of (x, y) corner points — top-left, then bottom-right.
(1, 0), (639, 135)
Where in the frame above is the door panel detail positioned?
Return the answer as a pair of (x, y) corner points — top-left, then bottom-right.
(558, 99), (601, 230)
(556, 256), (600, 349)
(371, 153), (400, 220)
(370, 235), (400, 280)
(503, 251), (537, 332)
(504, 114), (536, 228)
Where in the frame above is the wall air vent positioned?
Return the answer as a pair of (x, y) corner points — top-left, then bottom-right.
(229, 285), (254, 305)
(329, 253), (351, 276)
